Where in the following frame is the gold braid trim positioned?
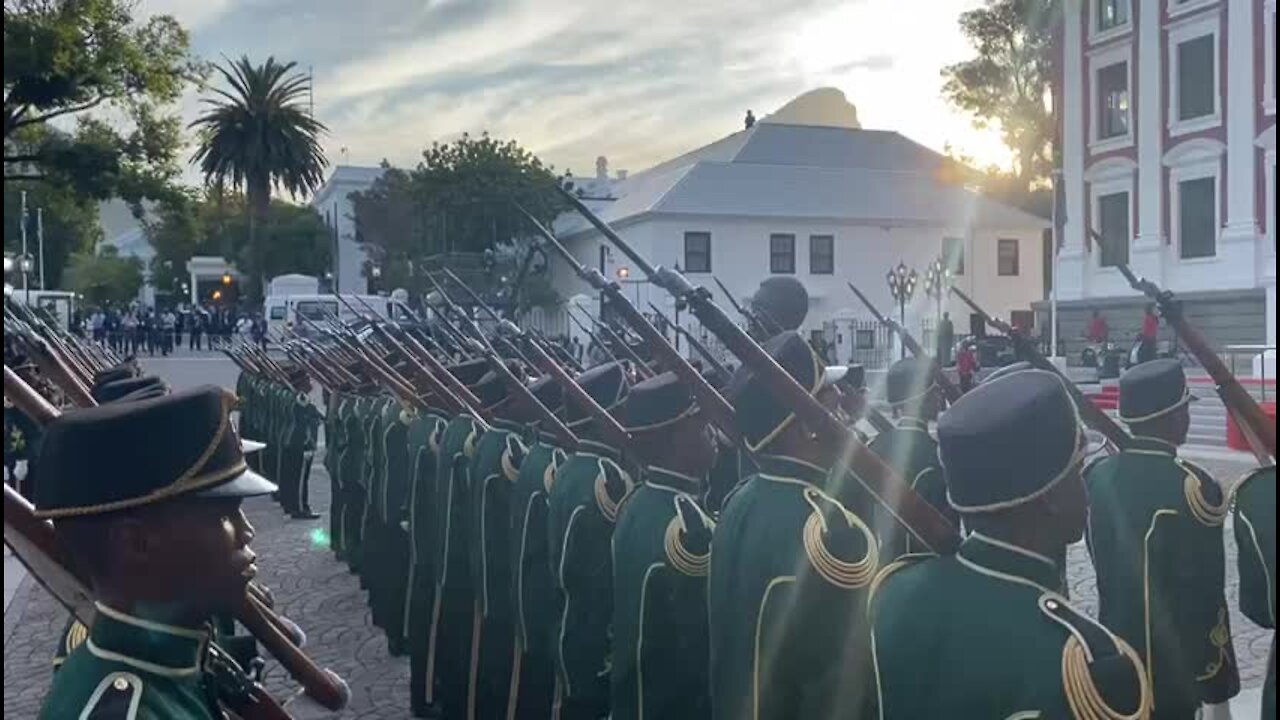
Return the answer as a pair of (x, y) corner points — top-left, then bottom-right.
(801, 488), (878, 590)
(543, 449), (566, 494)
(501, 436), (526, 483)
(463, 427), (478, 459)
(66, 620), (88, 654)
(428, 420), (444, 454)
(400, 405), (418, 425)
(1195, 607), (1232, 681)
(1062, 632), (1151, 720)
(1183, 472), (1228, 527)
(663, 501), (715, 577)
(593, 458), (632, 523)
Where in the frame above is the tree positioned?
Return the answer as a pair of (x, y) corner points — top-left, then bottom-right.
(941, 0), (1058, 192)
(64, 245), (144, 307)
(3, 181), (103, 290)
(190, 56), (328, 301)
(4, 0), (195, 203)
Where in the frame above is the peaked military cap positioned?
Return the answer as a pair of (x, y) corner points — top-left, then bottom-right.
(884, 357), (935, 406)
(472, 369), (512, 409)
(34, 386), (276, 518)
(93, 365), (136, 386)
(1118, 358), (1197, 423)
(92, 376), (168, 404)
(527, 374), (563, 413)
(725, 331), (825, 453)
(827, 364), (865, 392)
(448, 358), (490, 386)
(751, 276), (809, 333)
(981, 361), (1033, 385)
(621, 371), (697, 432)
(564, 361), (629, 428)
(938, 369), (1084, 513)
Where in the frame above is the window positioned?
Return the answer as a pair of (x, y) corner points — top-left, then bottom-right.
(684, 231), (711, 273)
(269, 305), (287, 320)
(1264, 2), (1276, 114)
(998, 239), (1020, 276)
(769, 233), (795, 274)
(809, 235), (834, 274)
(1097, 62), (1130, 139)
(1098, 0), (1128, 31)
(295, 301), (339, 321)
(1177, 176), (1217, 259)
(1097, 191), (1130, 267)
(1175, 35), (1215, 122)
(943, 236), (965, 275)
(855, 328), (876, 349)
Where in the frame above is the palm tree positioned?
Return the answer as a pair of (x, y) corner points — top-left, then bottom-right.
(191, 56), (328, 299)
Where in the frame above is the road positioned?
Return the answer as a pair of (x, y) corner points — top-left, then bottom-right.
(2, 350), (1271, 717)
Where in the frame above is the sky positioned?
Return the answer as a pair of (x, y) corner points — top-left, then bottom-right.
(144, 0), (1012, 185)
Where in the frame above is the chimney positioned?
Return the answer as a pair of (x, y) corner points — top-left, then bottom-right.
(596, 155), (609, 181)
(616, 169), (628, 181)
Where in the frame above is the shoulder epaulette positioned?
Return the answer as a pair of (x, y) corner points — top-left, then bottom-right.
(82, 671), (144, 719)
(593, 456), (634, 522)
(502, 434), (527, 482)
(1038, 593), (1151, 720)
(427, 418), (445, 454)
(462, 426), (479, 459)
(544, 448), (567, 493)
(664, 495), (715, 577)
(867, 553), (932, 610)
(1177, 458), (1228, 527)
(53, 619), (90, 667)
(800, 487), (878, 590)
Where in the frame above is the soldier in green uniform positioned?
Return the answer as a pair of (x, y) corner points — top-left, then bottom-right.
(362, 394), (396, 628)
(277, 368), (322, 520)
(425, 358), (491, 720)
(709, 331), (879, 720)
(341, 389), (376, 575)
(404, 397), (449, 718)
(866, 357), (954, 559)
(1232, 464), (1275, 719)
(507, 376), (566, 720)
(35, 386), (277, 719)
(611, 371), (718, 720)
(1085, 359), (1239, 718)
(328, 387), (354, 559)
(872, 368), (1152, 718)
(375, 394), (414, 657)
(547, 361), (632, 720)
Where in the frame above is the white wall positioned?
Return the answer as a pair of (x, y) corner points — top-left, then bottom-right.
(310, 166), (383, 295)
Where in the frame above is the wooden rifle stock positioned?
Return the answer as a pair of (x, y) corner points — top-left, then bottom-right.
(558, 190), (960, 553)
(846, 282), (963, 405)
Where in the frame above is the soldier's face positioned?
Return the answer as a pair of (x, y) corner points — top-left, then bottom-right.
(135, 497), (258, 617)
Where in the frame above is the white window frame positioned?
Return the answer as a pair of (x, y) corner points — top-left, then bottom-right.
(1265, 0), (1276, 116)
(1090, 0), (1132, 44)
(1166, 10), (1222, 137)
(1164, 138), (1225, 261)
(1257, 125), (1276, 265)
(1085, 157), (1138, 269)
(1167, 0), (1219, 21)
(1088, 42), (1134, 153)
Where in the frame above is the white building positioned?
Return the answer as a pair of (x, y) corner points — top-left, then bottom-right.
(552, 89), (1049, 365)
(310, 165), (387, 295)
(1055, 0), (1276, 353)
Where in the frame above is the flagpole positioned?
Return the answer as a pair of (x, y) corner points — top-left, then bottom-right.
(1050, 169), (1062, 362)
(37, 207), (45, 290)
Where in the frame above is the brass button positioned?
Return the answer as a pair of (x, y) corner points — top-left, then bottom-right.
(113, 677), (129, 691)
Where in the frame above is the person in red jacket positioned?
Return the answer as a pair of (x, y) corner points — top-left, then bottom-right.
(956, 342), (980, 393)
(1137, 305), (1159, 364)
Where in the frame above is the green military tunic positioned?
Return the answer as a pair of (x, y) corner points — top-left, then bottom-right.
(871, 533), (1150, 718)
(1232, 465), (1276, 719)
(707, 454), (879, 720)
(341, 395), (376, 573)
(327, 392), (353, 558)
(40, 604), (223, 719)
(467, 417), (528, 717)
(548, 439), (635, 718)
(427, 412), (483, 718)
(611, 467), (713, 720)
(405, 408), (447, 713)
(368, 399), (409, 641)
(1086, 436), (1238, 718)
(865, 416), (955, 558)
(508, 432), (567, 719)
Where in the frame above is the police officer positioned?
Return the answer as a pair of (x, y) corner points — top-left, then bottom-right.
(35, 386), (277, 719)
(1232, 463), (1275, 719)
(867, 357), (953, 559)
(611, 371), (717, 720)
(1085, 359), (1239, 718)
(547, 361), (632, 720)
(871, 368), (1152, 718)
(709, 331), (879, 719)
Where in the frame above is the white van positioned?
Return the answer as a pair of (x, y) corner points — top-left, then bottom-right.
(264, 293), (412, 339)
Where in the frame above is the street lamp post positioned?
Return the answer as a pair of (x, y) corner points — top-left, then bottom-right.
(923, 256), (951, 321)
(885, 260), (918, 359)
(18, 254), (35, 304)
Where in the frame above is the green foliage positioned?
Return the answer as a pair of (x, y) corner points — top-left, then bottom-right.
(64, 245), (144, 307)
(190, 56), (329, 299)
(144, 189), (332, 294)
(3, 0), (196, 203)
(350, 134), (566, 298)
(3, 181), (103, 290)
(941, 0), (1058, 191)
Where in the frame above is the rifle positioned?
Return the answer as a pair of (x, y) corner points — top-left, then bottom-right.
(565, 305), (621, 364)
(559, 188), (960, 553)
(647, 302), (730, 379)
(1086, 229), (1274, 460)
(520, 206), (741, 444)
(2, 365), (350, 714)
(528, 327), (585, 373)
(712, 276), (773, 338)
(5, 313), (96, 407)
(574, 304), (655, 378)
(950, 286), (1132, 452)
(846, 281), (962, 405)
(437, 269), (540, 369)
